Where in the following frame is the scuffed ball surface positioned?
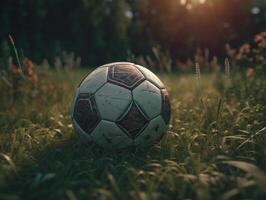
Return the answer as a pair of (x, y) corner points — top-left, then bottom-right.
(71, 62), (171, 148)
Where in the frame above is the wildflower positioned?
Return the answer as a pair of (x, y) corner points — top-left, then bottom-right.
(235, 53), (241, 60)
(225, 43), (237, 58)
(254, 34), (263, 43)
(239, 43), (251, 54)
(246, 67), (254, 77)
(23, 58), (33, 70)
(258, 40), (266, 48)
(27, 68), (33, 76)
(254, 32), (266, 48)
(22, 58), (38, 85)
(28, 74), (38, 85)
(11, 64), (20, 76)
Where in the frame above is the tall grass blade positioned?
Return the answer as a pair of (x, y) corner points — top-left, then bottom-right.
(225, 58), (230, 77)
(8, 34), (25, 79)
(108, 174), (122, 199)
(216, 97), (224, 122)
(0, 153), (17, 174)
(223, 161), (266, 192)
(195, 62), (201, 81)
(237, 127), (266, 150)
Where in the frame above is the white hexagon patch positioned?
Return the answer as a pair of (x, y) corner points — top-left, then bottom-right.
(95, 83), (132, 121)
(132, 80), (162, 119)
(79, 67), (108, 94)
(91, 120), (132, 148)
(134, 115), (167, 147)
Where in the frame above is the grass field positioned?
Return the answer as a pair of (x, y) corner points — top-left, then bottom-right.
(0, 68), (266, 200)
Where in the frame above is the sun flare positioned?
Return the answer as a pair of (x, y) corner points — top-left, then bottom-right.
(180, 0), (206, 5)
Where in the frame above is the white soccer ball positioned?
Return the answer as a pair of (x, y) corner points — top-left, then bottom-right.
(71, 62), (171, 148)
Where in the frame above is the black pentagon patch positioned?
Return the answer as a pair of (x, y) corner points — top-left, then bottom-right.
(117, 103), (148, 139)
(161, 89), (171, 124)
(74, 95), (100, 134)
(107, 64), (145, 89)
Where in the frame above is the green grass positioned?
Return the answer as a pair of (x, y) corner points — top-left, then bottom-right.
(0, 69), (266, 200)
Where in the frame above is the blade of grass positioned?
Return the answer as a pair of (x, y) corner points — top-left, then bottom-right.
(222, 161), (266, 192)
(8, 34), (25, 79)
(0, 152), (17, 174)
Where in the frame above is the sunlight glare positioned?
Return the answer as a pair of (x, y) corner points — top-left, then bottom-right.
(199, 0), (206, 4)
(180, 0), (187, 5)
(186, 4), (192, 10)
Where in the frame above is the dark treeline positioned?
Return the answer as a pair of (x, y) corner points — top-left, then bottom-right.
(0, 0), (266, 66)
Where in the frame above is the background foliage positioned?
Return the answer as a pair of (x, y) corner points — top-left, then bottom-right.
(1, 0), (266, 66)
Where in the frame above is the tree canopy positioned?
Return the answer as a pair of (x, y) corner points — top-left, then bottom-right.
(0, 0), (265, 66)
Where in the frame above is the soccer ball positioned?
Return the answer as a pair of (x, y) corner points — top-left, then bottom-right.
(71, 62), (171, 148)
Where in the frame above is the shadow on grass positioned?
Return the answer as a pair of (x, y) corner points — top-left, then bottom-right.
(3, 134), (154, 200)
